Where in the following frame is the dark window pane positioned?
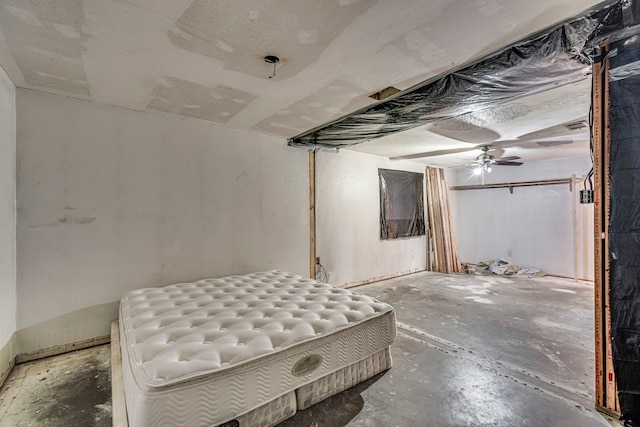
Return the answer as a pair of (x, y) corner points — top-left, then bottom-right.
(379, 169), (425, 240)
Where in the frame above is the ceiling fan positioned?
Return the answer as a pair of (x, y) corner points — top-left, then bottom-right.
(462, 145), (523, 184)
(470, 145), (522, 175)
(388, 118), (589, 162)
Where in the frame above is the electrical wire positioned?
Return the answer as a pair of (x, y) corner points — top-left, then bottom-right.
(586, 58), (596, 193)
(585, 47), (616, 192)
(315, 262), (328, 283)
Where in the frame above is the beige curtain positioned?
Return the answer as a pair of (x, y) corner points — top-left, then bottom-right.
(425, 167), (462, 273)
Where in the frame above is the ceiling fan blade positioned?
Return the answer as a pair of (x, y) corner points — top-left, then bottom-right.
(389, 145), (479, 160)
(534, 140), (576, 147)
(427, 119), (501, 144)
(494, 161), (523, 166)
(490, 139), (579, 150)
(495, 155), (521, 161)
(517, 118), (588, 142)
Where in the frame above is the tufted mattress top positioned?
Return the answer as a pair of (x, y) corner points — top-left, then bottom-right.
(119, 270), (394, 391)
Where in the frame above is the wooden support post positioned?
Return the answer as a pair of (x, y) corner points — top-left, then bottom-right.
(572, 174), (578, 283)
(593, 57), (605, 411)
(309, 151), (316, 280)
(593, 52), (620, 417)
(603, 52), (619, 416)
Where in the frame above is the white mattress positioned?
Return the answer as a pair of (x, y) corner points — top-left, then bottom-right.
(119, 270), (396, 427)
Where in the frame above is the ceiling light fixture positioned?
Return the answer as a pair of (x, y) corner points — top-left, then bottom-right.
(264, 55), (280, 79)
(472, 162), (492, 173)
(472, 160), (492, 184)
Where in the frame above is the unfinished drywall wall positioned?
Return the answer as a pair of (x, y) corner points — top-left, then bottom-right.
(316, 150), (426, 286)
(15, 89), (309, 355)
(0, 65), (16, 383)
(448, 156), (594, 279)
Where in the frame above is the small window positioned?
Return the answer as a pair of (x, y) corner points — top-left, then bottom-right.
(379, 169), (426, 240)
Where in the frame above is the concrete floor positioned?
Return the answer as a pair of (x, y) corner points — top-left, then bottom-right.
(0, 271), (621, 426)
(0, 344), (111, 426)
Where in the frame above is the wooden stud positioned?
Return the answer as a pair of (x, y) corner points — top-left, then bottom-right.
(593, 49), (620, 417)
(110, 322), (129, 427)
(436, 169), (452, 273)
(438, 169), (453, 272)
(424, 167), (434, 271)
(572, 174), (578, 283)
(427, 168), (441, 271)
(426, 168), (437, 271)
(432, 168), (446, 271)
(441, 169), (461, 272)
(593, 54), (606, 412)
(602, 52), (620, 414)
(425, 167), (461, 274)
(309, 151), (316, 280)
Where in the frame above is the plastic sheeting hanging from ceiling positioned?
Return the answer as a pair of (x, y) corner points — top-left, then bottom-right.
(607, 35), (640, 426)
(288, 0), (630, 150)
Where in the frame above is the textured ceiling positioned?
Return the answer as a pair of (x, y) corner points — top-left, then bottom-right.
(0, 0), (603, 165)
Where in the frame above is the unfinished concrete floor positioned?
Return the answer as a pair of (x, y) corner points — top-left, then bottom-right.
(0, 344), (111, 426)
(0, 272), (620, 426)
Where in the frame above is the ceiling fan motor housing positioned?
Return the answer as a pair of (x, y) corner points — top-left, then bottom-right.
(479, 153), (494, 161)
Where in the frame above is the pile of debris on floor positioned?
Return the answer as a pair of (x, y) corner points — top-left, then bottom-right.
(464, 259), (546, 277)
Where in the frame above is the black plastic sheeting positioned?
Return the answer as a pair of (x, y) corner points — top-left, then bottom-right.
(589, 0), (640, 50)
(288, 0), (625, 150)
(608, 37), (640, 426)
(378, 169), (425, 240)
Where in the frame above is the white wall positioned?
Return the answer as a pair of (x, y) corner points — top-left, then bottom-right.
(0, 66), (16, 380)
(15, 89), (309, 355)
(317, 150), (426, 286)
(448, 156), (594, 279)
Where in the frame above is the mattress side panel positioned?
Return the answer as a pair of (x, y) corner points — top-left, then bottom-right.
(296, 346), (393, 410)
(129, 311), (395, 427)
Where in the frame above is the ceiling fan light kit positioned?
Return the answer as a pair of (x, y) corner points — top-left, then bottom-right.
(469, 145), (522, 170)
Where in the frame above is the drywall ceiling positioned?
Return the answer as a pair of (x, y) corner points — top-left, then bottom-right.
(0, 0), (602, 165)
